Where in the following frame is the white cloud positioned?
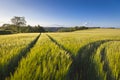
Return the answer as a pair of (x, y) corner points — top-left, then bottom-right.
(82, 22), (88, 26)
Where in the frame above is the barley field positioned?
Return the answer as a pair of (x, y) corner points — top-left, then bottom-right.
(0, 29), (120, 80)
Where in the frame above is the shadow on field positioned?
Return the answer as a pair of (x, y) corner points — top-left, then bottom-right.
(0, 34), (41, 80)
(47, 34), (111, 80)
(47, 35), (119, 80)
(42, 34), (120, 80)
(66, 40), (120, 80)
(67, 40), (120, 80)
(100, 44), (120, 80)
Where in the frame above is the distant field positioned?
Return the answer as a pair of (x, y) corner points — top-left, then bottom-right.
(0, 29), (120, 80)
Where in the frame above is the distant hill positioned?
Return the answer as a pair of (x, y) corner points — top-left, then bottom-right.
(43, 27), (64, 32)
(43, 26), (101, 32)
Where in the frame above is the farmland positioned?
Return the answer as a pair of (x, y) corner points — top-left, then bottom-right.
(0, 29), (120, 80)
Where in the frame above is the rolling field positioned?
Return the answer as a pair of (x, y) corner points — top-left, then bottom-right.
(0, 29), (120, 80)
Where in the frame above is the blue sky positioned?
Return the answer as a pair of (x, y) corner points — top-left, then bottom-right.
(0, 0), (120, 27)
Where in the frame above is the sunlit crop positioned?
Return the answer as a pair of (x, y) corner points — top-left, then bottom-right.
(0, 29), (120, 80)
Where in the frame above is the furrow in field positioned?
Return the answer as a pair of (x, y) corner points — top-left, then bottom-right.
(10, 34), (72, 80)
(67, 40), (120, 80)
(67, 40), (108, 80)
(3, 34), (40, 80)
(47, 34), (106, 79)
(47, 34), (74, 60)
(47, 32), (120, 80)
(94, 41), (120, 80)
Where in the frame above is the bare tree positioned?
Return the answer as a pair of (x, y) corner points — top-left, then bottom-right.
(11, 16), (26, 26)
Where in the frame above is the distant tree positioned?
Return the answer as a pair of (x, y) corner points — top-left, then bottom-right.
(79, 26), (88, 30)
(11, 16), (26, 26)
(75, 26), (79, 30)
(27, 25), (33, 32)
(2, 24), (10, 27)
(37, 25), (45, 32)
(0, 21), (45, 33)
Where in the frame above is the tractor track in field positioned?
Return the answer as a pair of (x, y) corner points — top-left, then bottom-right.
(47, 34), (74, 60)
(67, 40), (109, 80)
(99, 47), (114, 80)
(1, 33), (41, 80)
(99, 41), (120, 80)
(47, 34), (120, 80)
(67, 40), (120, 80)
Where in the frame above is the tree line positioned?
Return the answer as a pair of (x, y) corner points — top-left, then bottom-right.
(0, 25), (45, 34)
(0, 16), (101, 34)
(57, 26), (100, 32)
(0, 16), (45, 34)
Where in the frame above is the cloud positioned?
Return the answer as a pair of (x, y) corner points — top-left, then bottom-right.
(82, 22), (88, 26)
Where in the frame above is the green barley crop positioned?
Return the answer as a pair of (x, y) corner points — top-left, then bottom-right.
(0, 29), (120, 80)
(93, 41), (120, 80)
(0, 33), (39, 80)
(10, 34), (72, 80)
(47, 29), (120, 80)
(47, 29), (120, 56)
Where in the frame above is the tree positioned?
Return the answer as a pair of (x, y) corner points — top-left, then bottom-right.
(37, 25), (45, 32)
(11, 16), (26, 26)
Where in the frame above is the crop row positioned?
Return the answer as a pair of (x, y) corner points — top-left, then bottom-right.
(93, 41), (120, 80)
(0, 33), (39, 80)
(0, 29), (120, 80)
(10, 34), (72, 80)
(47, 29), (120, 80)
